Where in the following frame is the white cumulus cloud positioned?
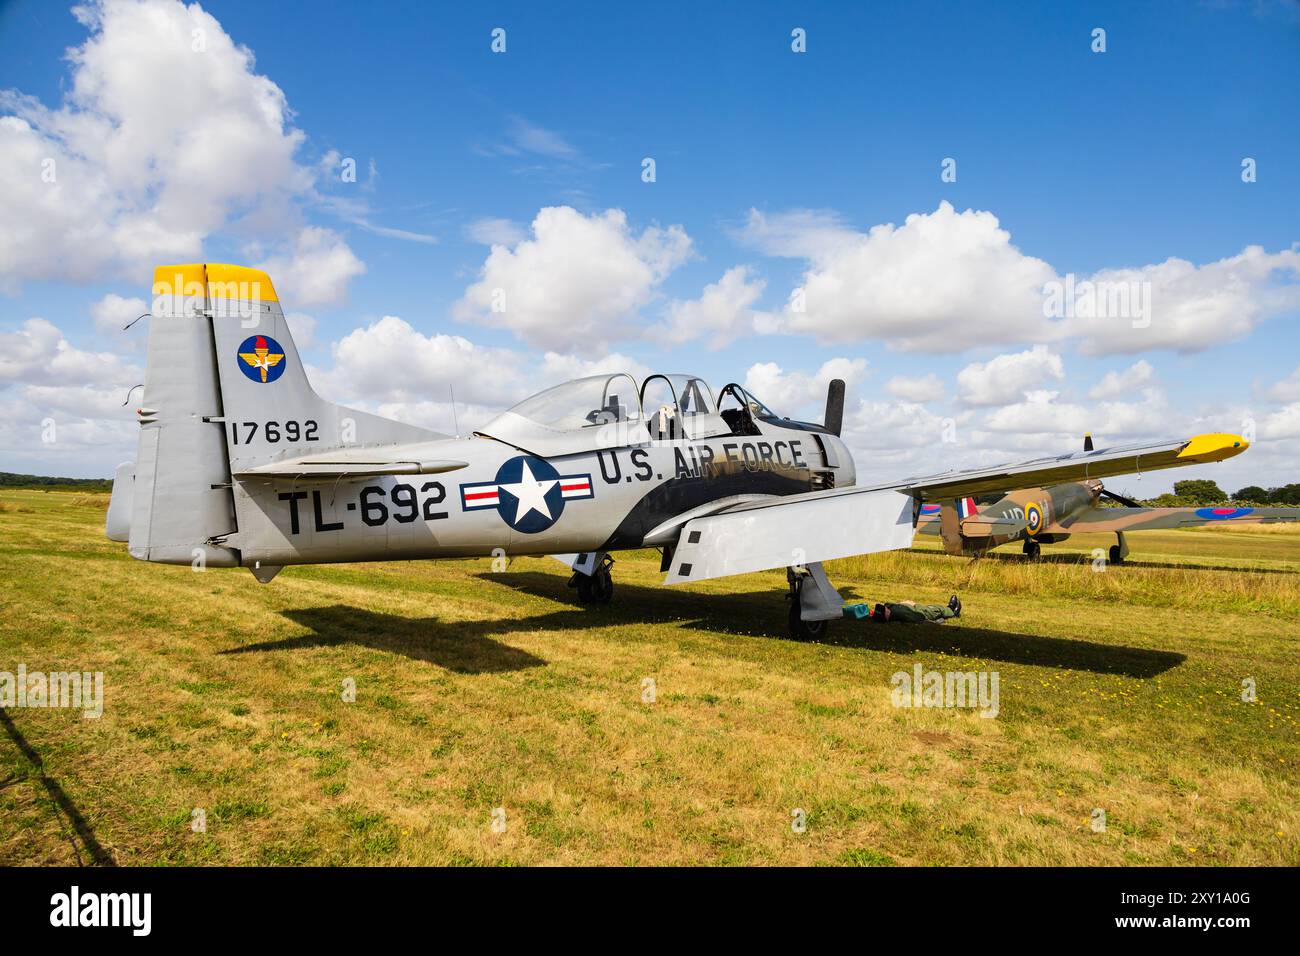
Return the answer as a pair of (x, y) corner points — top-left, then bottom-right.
(0, 0), (364, 303)
(885, 373), (945, 403)
(454, 206), (692, 353)
(1088, 360), (1154, 399)
(661, 266), (768, 349)
(1266, 366), (1300, 404)
(743, 202), (1059, 352)
(254, 226), (365, 309)
(0, 318), (139, 386)
(318, 315), (526, 407)
(957, 346), (1064, 406)
(739, 202), (1300, 356)
(743, 358), (868, 418)
(90, 293), (147, 338)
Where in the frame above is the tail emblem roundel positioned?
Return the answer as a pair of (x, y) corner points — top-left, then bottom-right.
(237, 335), (286, 383)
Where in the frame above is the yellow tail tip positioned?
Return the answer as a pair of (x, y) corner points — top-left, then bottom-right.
(1177, 433), (1249, 462)
(151, 263), (278, 302)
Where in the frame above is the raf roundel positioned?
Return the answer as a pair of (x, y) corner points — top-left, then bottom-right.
(459, 455), (594, 534)
(1194, 507), (1254, 520)
(236, 335), (287, 384)
(1024, 501), (1044, 536)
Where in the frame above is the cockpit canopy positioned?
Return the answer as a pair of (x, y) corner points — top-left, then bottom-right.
(477, 373), (786, 456)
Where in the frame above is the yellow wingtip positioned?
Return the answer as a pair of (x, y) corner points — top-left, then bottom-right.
(1177, 433), (1249, 463)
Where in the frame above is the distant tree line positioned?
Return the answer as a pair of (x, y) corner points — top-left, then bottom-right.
(1139, 479), (1300, 508)
(0, 472), (113, 493)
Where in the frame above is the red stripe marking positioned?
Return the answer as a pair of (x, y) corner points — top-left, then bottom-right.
(464, 490), (498, 501)
(560, 482), (589, 492)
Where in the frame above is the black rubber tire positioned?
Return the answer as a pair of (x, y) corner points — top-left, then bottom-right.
(592, 568), (614, 604)
(576, 569), (614, 605)
(788, 600), (829, 641)
(1109, 544), (1124, 565)
(1024, 541), (1041, 561)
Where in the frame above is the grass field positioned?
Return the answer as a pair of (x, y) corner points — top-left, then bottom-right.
(2, 488), (1298, 866)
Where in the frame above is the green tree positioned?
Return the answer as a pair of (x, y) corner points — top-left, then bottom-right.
(1172, 479), (1227, 504)
(1234, 485), (1270, 503)
(1272, 483), (1300, 506)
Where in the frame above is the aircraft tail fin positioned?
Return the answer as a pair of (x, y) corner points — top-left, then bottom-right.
(120, 264), (442, 566)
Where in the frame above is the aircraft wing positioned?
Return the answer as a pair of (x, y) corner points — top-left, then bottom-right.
(1057, 505), (1300, 534)
(664, 433), (1247, 583)
(897, 433), (1248, 502)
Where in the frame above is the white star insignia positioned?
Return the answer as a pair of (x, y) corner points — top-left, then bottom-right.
(499, 460), (558, 525)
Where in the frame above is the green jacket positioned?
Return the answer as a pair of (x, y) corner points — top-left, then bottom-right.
(843, 602), (956, 623)
(884, 602), (955, 623)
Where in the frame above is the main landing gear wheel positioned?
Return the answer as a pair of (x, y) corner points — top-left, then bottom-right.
(576, 567), (614, 604)
(1023, 540), (1041, 561)
(786, 568), (829, 642)
(787, 600), (828, 642)
(1109, 544), (1125, 565)
(571, 556), (614, 605)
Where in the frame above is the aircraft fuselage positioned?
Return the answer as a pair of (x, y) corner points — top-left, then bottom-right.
(231, 425), (849, 568)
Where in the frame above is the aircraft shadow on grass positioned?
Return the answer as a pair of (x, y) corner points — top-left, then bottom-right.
(0, 707), (115, 866)
(216, 573), (1184, 680)
(479, 571), (1186, 679)
(221, 605), (548, 674)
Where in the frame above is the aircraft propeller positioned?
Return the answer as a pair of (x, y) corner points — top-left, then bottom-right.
(824, 378), (845, 437)
(1099, 485), (1143, 508)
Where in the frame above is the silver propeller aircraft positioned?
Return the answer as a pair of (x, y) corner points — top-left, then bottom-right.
(107, 265), (1251, 639)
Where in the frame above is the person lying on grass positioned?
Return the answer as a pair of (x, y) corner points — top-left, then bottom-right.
(843, 595), (962, 623)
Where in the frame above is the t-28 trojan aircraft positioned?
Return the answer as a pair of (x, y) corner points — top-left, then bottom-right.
(107, 265), (1252, 639)
(917, 436), (1298, 562)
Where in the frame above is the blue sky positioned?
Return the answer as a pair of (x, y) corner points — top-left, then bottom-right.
(1, 0), (1298, 492)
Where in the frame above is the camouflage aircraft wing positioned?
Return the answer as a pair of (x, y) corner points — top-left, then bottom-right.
(1056, 505), (1300, 534)
(898, 433), (1248, 502)
(663, 433), (1247, 583)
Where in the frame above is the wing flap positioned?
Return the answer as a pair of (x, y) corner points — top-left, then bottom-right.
(664, 488), (914, 584)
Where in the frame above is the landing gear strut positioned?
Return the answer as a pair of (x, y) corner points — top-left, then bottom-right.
(570, 554), (614, 605)
(1109, 531), (1129, 565)
(787, 568), (829, 641)
(1022, 539), (1041, 561)
(786, 564), (844, 641)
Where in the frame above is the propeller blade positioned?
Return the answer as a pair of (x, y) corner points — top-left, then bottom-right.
(1100, 487), (1142, 509)
(1083, 433), (1094, 452)
(824, 378), (845, 436)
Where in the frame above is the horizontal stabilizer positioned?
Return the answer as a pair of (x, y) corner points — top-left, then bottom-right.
(233, 441), (468, 480)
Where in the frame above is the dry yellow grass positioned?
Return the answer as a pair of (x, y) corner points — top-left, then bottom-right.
(1, 489), (1297, 866)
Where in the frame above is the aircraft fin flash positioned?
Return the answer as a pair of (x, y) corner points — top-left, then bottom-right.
(109, 264), (1257, 637)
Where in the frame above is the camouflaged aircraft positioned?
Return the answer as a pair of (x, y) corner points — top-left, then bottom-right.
(106, 265), (1255, 639)
(917, 436), (1299, 562)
